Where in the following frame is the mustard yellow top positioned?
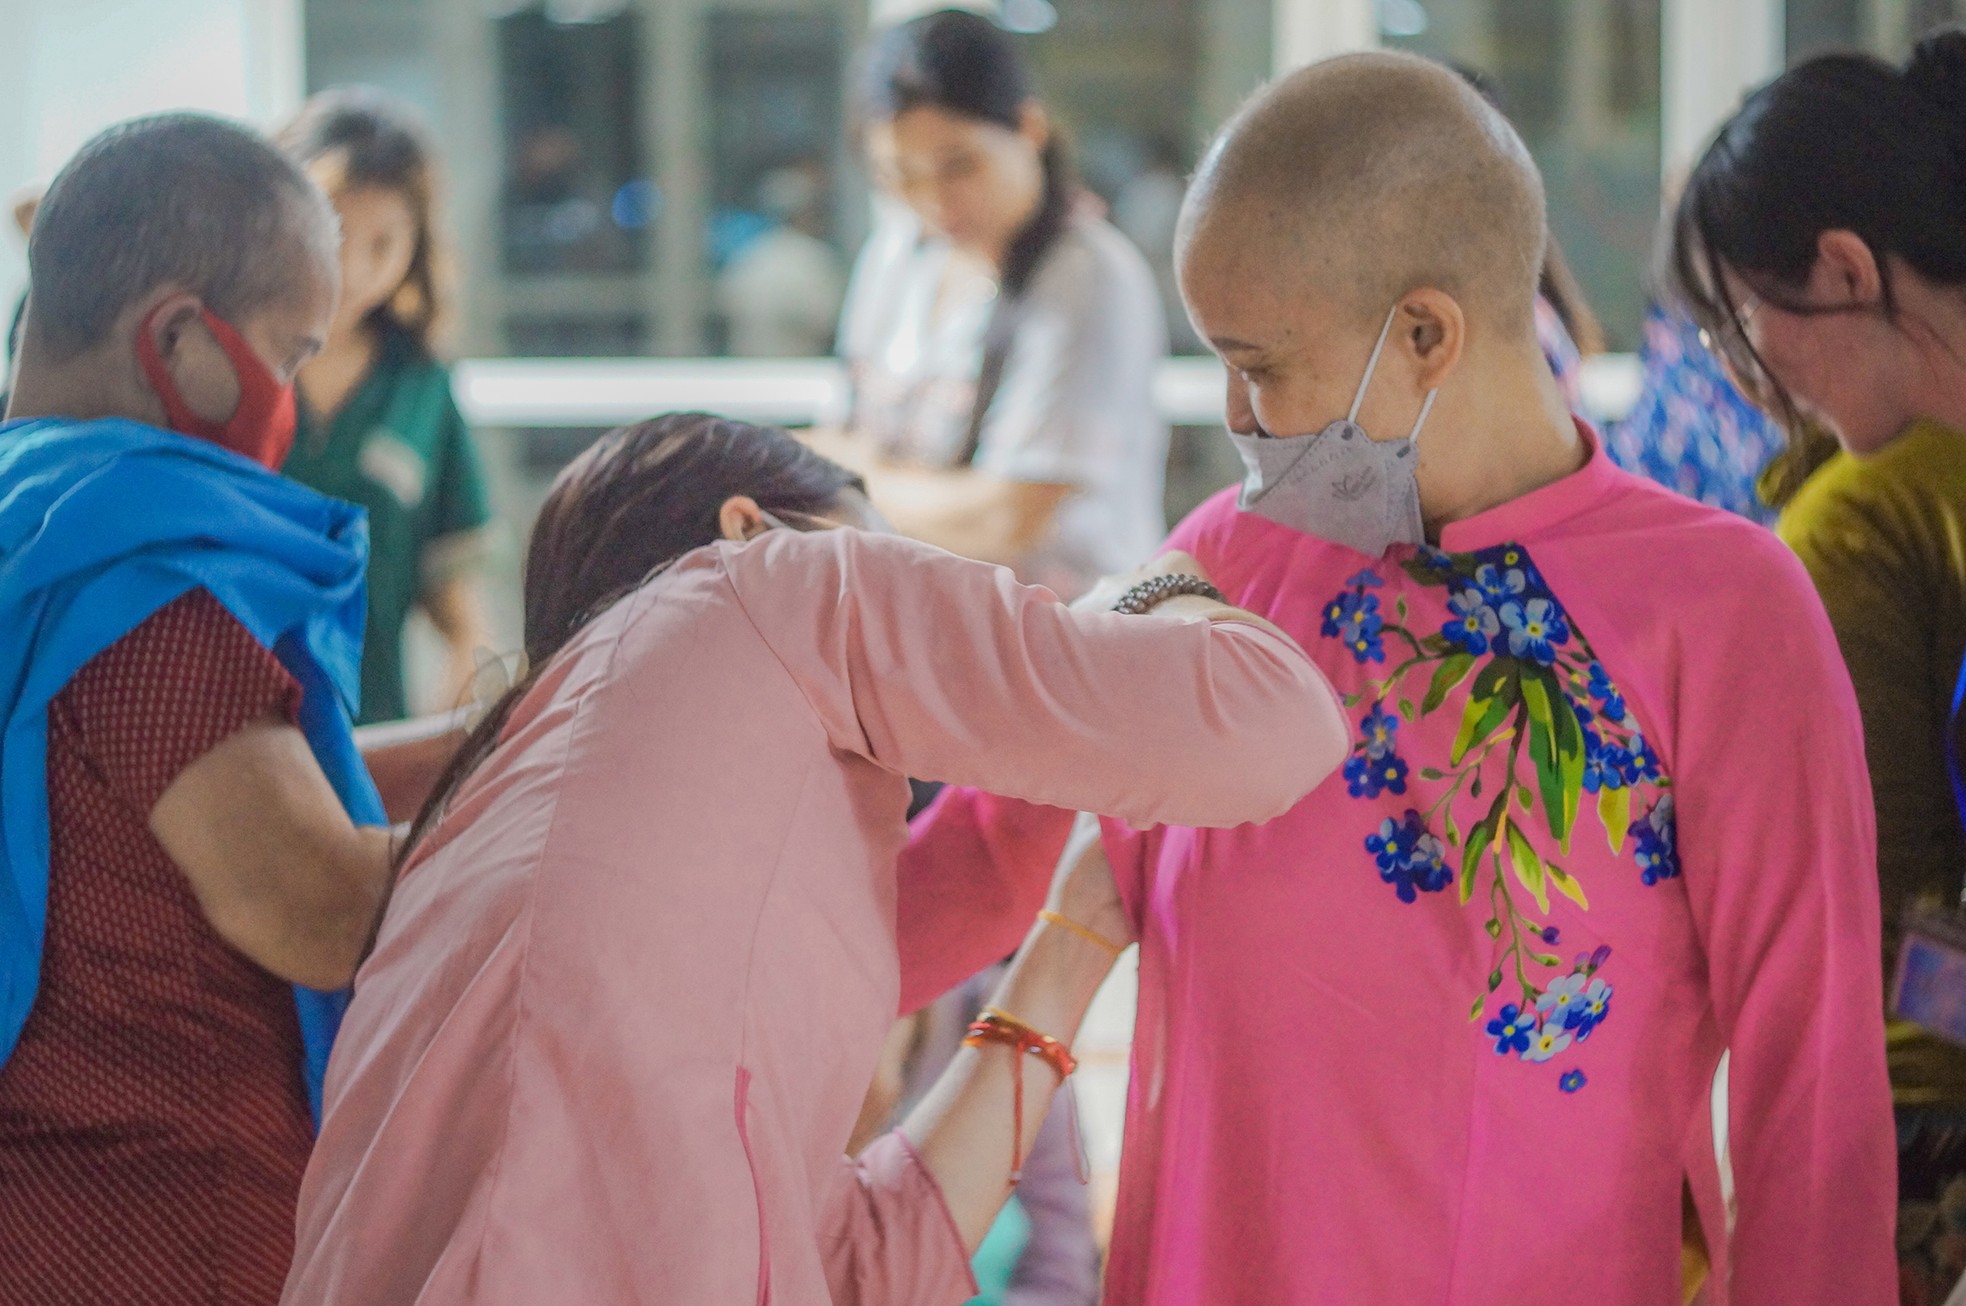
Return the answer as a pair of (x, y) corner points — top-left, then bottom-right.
(1779, 418), (1966, 1106)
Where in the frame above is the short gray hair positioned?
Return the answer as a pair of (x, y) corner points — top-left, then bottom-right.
(26, 112), (329, 358)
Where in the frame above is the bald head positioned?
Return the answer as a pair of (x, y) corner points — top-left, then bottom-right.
(25, 113), (336, 360)
(1179, 52), (1546, 337)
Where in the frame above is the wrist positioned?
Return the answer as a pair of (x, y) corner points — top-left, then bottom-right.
(991, 921), (1117, 1047)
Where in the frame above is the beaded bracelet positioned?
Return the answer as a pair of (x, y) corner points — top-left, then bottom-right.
(963, 1006), (1079, 1183)
(1112, 572), (1226, 615)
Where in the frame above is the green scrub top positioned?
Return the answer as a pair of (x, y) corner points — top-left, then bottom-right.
(283, 325), (491, 724)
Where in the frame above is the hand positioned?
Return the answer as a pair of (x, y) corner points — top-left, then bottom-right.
(1043, 811), (1136, 955)
(1072, 549), (1218, 614)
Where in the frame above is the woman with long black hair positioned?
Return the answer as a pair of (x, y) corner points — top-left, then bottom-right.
(281, 413), (1343, 1304)
(829, 8), (1168, 600)
(1669, 28), (1966, 1302)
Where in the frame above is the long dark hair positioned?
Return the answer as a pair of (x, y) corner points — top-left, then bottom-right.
(397, 413), (864, 867)
(278, 87), (451, 353)
(1667, 26), (1966, 429)
(858, 8), (1073, 298)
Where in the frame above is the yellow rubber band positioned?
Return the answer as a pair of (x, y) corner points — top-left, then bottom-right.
(1039, 909), (1126, 956)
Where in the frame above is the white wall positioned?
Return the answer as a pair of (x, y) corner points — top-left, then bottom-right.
(0, 0), (304, 324)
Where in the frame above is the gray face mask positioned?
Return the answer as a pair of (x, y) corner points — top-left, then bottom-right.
(1226, 304), (1440, 558)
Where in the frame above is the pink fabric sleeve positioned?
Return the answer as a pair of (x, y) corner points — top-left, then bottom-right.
(1637, 547), (1896, 1304)
(723, 529), (1347, 831)
(896, 790), (1076, 1014)
(821, 1131), (979, 1306)
(891, 490), (1253, 1008)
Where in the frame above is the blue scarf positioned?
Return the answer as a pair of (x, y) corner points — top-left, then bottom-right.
(0, 417), (382, 1123)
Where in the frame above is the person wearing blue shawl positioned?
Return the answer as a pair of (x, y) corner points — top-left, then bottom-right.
(0, 114), (404, 1303)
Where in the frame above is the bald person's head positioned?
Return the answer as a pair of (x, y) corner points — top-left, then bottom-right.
(25, 113), (336, 360)
(1179, 52), (1546, 338)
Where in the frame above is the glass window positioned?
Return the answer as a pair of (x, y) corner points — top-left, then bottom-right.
(1790, 0), (1966, 61)
(1384, 0), (1663, 352)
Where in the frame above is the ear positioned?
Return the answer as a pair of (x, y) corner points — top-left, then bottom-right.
(143, 291), (206, 364)
(1811, 230), (1883, 307)
(718, 495), (769, 543)
(1016, 101), (1051, 154)
(1397, 289), (1466, 391)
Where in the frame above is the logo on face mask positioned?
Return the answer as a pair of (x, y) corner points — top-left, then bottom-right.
(1225, 304), (1439, 558)
(135, 303), (298, 471)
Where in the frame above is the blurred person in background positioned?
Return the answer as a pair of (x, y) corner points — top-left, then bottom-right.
(826, 8), (1168, 600)
(716, 160), (848, 357)
(278, 87), (494, 725)
(282, 411), (1344, 1304)
(0, 113), (422, 1306)
(1670, 28), (1966, 1305)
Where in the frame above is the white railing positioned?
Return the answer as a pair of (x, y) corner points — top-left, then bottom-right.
(453, 354), (1645, 432)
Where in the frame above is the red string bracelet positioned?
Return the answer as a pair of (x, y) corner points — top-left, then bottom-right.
(963, 1006), (1078, 1184)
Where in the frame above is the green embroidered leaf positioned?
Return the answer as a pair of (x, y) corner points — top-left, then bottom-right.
(1528, 951), (1562, 967)
(1398, 697), (1416, 722)
(1402, 556), (1444, 586)
(1552, 685), (1588, 854)
(1470, 993), (1487, 1022)
(1505, 821), (1551, 914)
(1459, 818), (1493, 904)
(1547, 862), (1590, 910)
(1598, 784), (1632, 855)
(1422, 652), (1477, 716)
(1420, 767), (1445, 782)
(1451, 664), (1519, 766)
(1483, 916), (1502, 939)
(1516, 784), (1533, 812)
(1395, 596), (1409, 622)
(1343, 690), (1365, 709)
(1518, 670), (1565, 842)
(1443, 809), (1461, 849)
(1487, 968), (1504, 992)
(1420, 633), (1455, 657)
(1470, 774), (1484, 799)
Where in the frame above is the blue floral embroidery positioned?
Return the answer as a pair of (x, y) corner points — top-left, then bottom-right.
(1486, 1003), (1535, 1056)
(1318, 542), (1665, 1086)
(1634, 795), (1680, 886)
(1499, 597), (1570, 666)
(1571, 977), (1614, 1040)
(1586, 662), (1627, 723)
(1559, 1068), (1588, 1093)
(1344, 752), (1410, 798)
(1523, 1021), (1574, 1064)
(1365, 811), (1450, 902)
(1442, 588), (1500, 656)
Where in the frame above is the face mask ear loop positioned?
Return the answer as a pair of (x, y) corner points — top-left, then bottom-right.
(1408, 388), (1441, 446)
(1347, 305), (1403, 424)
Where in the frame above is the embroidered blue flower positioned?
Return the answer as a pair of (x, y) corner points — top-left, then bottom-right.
(1346, 568), (1385, 589)
(1493, 546), (1547, 595)
(1471, 562), (1527, 607)
(1360, 702), (1399, 759)
(1583, 740), (1630, 793)
(1586, 662), (1628, 723)
(1344, 752), (1410, 798)
(1365, 811), (1448, 902)
(1486, 1003), (1535, 1056)
(1416, 545), (1454, 571)
(1538, 972), (1591, 1028)
(1621, 736), (1662, 786)
(1442, 587), (1501, 656)
(1572, 976), (1614, 1040)
(1499, 597), (1571, 666)
(1634, 796), (1680, 886)
(1523, 1020), (1575, 1064)
(1320, 589), (1371, 639)
(1559, 1068), (1588, 1094)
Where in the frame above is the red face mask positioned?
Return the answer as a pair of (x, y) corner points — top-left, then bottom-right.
(135, 304), (298, 470)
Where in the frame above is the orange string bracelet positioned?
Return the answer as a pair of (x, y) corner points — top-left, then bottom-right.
(963, 1006), (1078, 1184)
(1038, 909), (1126, 956)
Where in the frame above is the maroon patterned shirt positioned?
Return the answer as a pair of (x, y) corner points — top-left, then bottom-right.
(0, 588), (313, 1304)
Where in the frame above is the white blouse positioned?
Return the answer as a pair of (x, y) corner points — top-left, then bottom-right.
(838, 204), (1170, 598)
